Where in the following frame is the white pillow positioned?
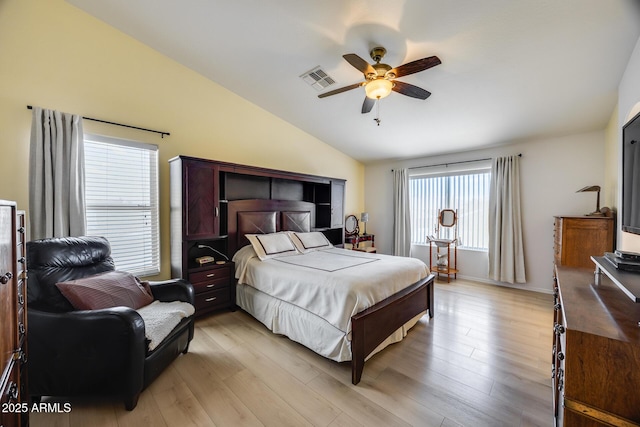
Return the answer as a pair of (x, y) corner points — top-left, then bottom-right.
(288, 231), (333, 253)
(246, 232), (299, 260)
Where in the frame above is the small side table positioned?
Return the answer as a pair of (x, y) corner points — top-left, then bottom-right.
(347, 233), (376, 253)
(427, 238), (457, 282)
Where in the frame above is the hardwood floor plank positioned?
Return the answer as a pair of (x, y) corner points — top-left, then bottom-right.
(378, 367), (521, 427)
(115, 389), (168, 427)
(224, 369), (313, 427)
(351, 373), (447, 426)
(150, 376), (213, 426)
(173, 352), (263, 427)
(228, 343), (341, 426)
(307, 372), (412, 427)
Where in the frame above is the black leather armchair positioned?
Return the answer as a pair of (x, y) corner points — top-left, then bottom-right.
(26, 236), (195, 410)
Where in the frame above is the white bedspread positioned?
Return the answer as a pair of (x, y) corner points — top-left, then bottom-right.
(233, 246), (429, 333)
(136, 300), (195, 351)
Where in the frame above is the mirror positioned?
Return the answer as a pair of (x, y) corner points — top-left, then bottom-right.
(345, 214), (359, 235)
(439, 209), (456, 227)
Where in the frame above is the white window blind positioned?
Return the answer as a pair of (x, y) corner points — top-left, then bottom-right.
(84, 134), (160, 276)
(409, 165), (491, 250)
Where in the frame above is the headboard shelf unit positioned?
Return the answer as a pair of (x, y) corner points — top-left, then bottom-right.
(169, 155), (345, 278)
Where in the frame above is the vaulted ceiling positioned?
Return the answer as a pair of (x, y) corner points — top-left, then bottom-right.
(67, 0), (640, 163)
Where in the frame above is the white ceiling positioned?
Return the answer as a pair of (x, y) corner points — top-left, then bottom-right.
(67, 0), (640, 163)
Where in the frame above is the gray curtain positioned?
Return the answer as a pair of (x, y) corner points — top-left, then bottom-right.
(488, 155), (526, 283)
(392, 168), (412, 257)
(29, 107), (86, 240)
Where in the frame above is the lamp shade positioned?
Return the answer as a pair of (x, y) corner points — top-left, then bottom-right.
(365, 79), (393, 99)
(360, 212), (369, 223)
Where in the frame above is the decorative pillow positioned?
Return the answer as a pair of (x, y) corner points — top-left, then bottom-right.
(246, 232), (299, 260)
(288, 231), (333, 253)
(55, 270), (154, 310)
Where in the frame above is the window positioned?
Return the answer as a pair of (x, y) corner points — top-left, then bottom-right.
(84, 134), (160, 276)
(409, 164), (491, 250)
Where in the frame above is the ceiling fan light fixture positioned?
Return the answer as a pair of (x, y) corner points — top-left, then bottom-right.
(365, 78), (393, 99)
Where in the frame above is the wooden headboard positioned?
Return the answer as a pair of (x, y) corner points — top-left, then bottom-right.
(228, 199), (316, 256)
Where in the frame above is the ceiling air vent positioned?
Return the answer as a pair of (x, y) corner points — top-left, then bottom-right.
(300, 66), (336, 91)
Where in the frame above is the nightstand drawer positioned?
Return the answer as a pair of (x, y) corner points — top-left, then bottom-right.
(194, 288), (231, 313)
(191, 275), (230, 293)
(189, 266), (230, 284)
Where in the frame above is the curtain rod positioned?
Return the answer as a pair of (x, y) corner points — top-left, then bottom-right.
(27, 105), (170, 138)
(392, 153), (522, 171)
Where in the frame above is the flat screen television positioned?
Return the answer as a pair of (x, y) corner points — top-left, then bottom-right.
(622, 110), (640, 234)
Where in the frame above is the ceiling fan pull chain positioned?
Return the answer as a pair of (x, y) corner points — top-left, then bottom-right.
(374, 98), (381, 126)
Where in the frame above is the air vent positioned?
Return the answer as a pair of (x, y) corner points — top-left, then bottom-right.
(300, 66), (336, 91)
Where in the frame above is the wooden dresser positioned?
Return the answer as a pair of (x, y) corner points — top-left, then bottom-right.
(554, 216), (614, 268)
(0, 201), (28, 427)
(553, 264), (640, 426)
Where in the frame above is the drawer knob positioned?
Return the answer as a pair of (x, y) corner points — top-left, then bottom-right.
(205, 297), (217, 302)
(206, 284), (216, 288)
(1, 272), (13, 284)
(206, 273), (216, 278)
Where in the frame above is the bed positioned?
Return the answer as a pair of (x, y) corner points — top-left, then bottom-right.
(228, 199), (435, 384)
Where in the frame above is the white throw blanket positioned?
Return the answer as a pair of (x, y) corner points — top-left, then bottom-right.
(136, 300), (195, 350)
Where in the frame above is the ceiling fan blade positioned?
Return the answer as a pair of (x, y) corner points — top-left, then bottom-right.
(362, 97), (375, 114)
(391, 56), (441, 78)
(343, 54), (376, 75)
(318, 82), (363, 98)
(392, 81), (431, 100)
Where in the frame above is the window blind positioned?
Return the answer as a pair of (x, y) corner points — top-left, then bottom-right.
(409, 169), (491, 250)
(84, 134), (160, 276)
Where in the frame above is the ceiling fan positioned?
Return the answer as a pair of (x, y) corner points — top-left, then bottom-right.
(318, 46), (441, 114)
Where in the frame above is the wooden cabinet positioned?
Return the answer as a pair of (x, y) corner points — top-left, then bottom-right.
(554, 216), (614, 268)
(184, 160), (220, 238)
(553, 265), (640, 426)
(170, 157), (224, 280)
(0, 202), (28, 427)
(188, 262), (235, 316)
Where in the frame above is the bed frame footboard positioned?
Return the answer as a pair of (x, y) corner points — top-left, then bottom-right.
(350, 274), (435, 385)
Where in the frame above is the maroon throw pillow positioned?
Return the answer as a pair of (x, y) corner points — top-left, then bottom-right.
(55, 270), (154, 310)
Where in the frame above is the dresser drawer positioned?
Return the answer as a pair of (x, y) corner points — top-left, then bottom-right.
(194, 288), (231, 313)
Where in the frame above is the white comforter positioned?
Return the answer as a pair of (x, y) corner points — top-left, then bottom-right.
(233, 246), (430, 333)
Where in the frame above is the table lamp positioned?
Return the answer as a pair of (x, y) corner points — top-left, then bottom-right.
(360, 212), (369, 235)
(576, 185), (603, 216)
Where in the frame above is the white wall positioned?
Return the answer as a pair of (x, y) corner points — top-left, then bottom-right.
(364, 131), (605, 293)
(617, 35), (640, 252)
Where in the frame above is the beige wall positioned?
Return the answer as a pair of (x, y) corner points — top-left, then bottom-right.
(0, 0), (364, 279)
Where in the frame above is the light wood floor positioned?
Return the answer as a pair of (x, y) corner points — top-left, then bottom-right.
(31, 279), (554, 427)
